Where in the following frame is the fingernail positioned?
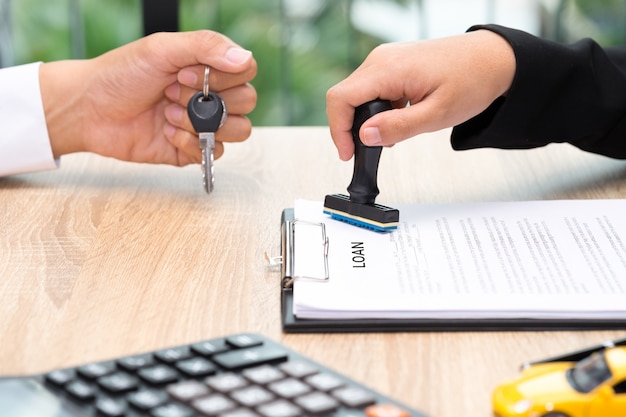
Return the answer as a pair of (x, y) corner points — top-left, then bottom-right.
(363, 127), (382, 146)
(226, 47), (252, 65)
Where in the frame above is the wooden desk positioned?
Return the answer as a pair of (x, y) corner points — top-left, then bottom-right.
(1, 126), (626, 416)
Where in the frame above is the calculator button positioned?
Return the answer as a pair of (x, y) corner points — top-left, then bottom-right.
(267, 377), (311, 398)
(156, 347), (193, 363)
(191, 393), (237, 415)
(98, 371), (140, 393)
(139, 364), (180, 385)
(332, 386), (377, 407)
(205, 372), (248, 392)
(77, 361), (117, 379)
(256, 399), (302, 417)
(95, 397), (128, 417)
(150, 402), (196, 417)
(118, 353), (156, 371)
(45, 369), (76, 386)
(225, 334), (264, 349)
(191, 340), (230, 356)
(64, 380), (96, 400)
(175, 357), (217, 377)
(230, 385), (275, 407)
(166, 380), (210, 402)
(305, 372), (345, 392)
(128, 389), (169, 411)
(213, 345), (288, 370)
(294, 391), (340, 414)
(278, 360), (319, 378)
(242, 365), (285, 385)
(365, 403), (411, 417)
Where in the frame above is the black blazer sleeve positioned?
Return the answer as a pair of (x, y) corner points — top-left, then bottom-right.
(451, 24), (626, 159)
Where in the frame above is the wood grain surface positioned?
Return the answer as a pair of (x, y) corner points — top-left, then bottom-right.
(1, 126), (625, 417)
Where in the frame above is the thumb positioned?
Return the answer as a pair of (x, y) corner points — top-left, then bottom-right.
(143, 31), (254, 74)
(358, 101), (449, 147)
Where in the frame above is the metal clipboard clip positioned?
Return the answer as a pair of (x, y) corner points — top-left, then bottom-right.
(269, 218), (329, 289)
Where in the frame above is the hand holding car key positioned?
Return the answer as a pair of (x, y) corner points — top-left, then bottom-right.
(187, 66), (227, 194)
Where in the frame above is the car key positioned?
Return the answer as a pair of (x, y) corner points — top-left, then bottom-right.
(187, 66), (227, 194)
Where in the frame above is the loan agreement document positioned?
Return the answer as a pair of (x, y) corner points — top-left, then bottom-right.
(292, 199), (626, 319)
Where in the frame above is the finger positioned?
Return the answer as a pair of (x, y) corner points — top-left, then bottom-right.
(143, 31), (255, 74)
(214, 141), (225, 160)
(166, 83), (257, 116)
(163, 124), (202, 164)
(164, 98), (253, 137)
(163, 122), (231, 163)
(214, 85), (257, 115)
(165, 102), (252, 143)
(162, 123), (235, 162)
(358, 94), (452, 147)
(177, 64), (257, 92)
(168, 149), (199, 167)
(215, 115), (252, 143)
(325, 86), (357, 161)
(326, 72), (398, 161)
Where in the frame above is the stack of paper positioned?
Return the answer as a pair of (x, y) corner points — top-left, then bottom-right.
(292, 199), (626, 320)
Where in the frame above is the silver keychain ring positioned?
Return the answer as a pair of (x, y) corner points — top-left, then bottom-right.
(203, 66), (210, 99)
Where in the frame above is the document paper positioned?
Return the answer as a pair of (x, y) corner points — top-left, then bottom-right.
(293, 199), (626, 320)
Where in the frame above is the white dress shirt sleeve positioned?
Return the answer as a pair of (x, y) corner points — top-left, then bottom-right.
(0, 62), (58, 177)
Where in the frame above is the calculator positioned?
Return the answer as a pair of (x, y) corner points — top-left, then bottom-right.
(0, 333), (427, 417)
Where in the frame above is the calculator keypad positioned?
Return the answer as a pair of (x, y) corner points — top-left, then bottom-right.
(41, 333), (420, 417)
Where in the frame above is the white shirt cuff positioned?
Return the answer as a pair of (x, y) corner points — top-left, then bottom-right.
(0, 62), (58, 177)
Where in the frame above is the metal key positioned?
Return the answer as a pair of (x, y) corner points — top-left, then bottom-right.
(187, 67), (227, 194)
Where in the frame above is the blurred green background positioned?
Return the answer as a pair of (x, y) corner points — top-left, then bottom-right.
(1, 0), (625, 126)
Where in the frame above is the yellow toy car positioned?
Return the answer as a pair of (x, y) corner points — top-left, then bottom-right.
(493, 337), (626, 417)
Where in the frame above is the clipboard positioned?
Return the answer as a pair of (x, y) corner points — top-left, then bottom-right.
(279, 208), (626, 333)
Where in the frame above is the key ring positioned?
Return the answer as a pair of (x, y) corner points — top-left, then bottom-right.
(203, 66), (210, 100)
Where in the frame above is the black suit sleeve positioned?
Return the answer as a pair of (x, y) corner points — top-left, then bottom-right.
(451, 24), (626, 159)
